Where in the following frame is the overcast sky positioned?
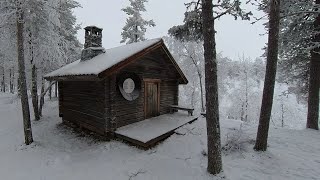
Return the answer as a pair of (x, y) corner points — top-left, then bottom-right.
(74, 0), (267, 60)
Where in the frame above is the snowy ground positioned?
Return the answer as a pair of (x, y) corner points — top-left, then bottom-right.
(0, 93), (319, 180)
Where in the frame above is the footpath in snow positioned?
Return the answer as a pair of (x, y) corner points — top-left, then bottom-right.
(0, 93), (319, 180)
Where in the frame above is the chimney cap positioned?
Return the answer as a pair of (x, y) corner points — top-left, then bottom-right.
(84, 26), (103, 31)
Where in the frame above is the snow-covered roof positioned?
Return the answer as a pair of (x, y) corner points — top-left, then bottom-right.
(45, 38), (162, 78)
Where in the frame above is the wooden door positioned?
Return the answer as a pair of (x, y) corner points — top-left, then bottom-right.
(145, 81), (160, 118)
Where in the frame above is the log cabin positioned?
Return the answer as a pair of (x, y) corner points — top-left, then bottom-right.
(45, 26), (188, 138)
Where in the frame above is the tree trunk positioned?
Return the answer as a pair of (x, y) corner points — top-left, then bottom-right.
(281, 103), (284, 127)
(202, 0), (223, 174)
(11, 68), (15, 93)
(31, 65), (39, 121)
(254, 0), (281, 151)
(241, 102), (245, 121)
(306, 0), (320, 130)
(48, 81), (52, 100)
(54, 81), (58, 97)
(186, 46), (205, 112)
(29, 30), (40, 121)
(198, 73), (205, 112)
(17, 75), (21, 96)
(191, 82), (196, 108)
(135, 25), (138, 43)
(0, 67), (2, 92)
(2, 67), (5, 92)
(39, 77), (45, 117)
(16, 2), (33, 145)
(245, 68), (248, 122)
(9, 68), (13, 93)
(12, 68), (16, 93)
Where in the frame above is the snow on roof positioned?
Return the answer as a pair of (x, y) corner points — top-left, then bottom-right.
(45, 38), (162, 78)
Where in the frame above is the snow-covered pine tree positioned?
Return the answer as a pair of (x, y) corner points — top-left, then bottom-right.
(31, 0), (81, 118)
(0, 1), (18, 94)
(169, 0), (252, 42)
(120, 0), (155, 44)
(20, 0), (63, 120)
(56, 0), (82, 65)
(277, 0), (313, 101)
(0, 0), (81, 120)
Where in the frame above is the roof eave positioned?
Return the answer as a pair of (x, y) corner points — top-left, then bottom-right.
(44, 74), (100, 81)
(44, 38), (189, 84)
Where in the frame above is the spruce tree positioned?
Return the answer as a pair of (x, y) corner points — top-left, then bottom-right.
(120, 0), (155, 44)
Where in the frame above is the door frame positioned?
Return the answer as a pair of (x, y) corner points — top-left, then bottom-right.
(144, 79), (161, 119)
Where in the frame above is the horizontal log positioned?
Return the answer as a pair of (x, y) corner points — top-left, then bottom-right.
(63, 118), (105, 135)
(63, 108), (105, 126)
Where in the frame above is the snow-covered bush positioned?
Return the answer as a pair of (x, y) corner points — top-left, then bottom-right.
(222, 124), (254, 155)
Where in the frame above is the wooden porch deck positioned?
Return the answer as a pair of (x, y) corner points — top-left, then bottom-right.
(115, 112), (198, 148)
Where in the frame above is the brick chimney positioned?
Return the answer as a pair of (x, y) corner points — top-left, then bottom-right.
(81, 26), (105, 61)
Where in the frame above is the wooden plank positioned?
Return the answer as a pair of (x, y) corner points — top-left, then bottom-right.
(143, 78), (161, 83)
(115, 116), (199, 149)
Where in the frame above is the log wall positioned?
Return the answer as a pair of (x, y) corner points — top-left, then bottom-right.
(61, 81), (106, 135)
(109, 48), (180, 128)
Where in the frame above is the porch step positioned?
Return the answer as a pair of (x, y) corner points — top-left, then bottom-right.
(115, 112), (198, 148)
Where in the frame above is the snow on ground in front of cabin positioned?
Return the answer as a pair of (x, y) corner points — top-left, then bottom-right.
(0, 93), (319, 180)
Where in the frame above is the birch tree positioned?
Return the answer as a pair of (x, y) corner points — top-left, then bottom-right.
(181, 42), (205, 112)
(16, 0), (33, 145)
(0, 0), (81, 120)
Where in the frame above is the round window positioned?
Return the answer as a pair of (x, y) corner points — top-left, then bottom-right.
(123, 78), (135, 94)
(117, 72), (141, 101)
